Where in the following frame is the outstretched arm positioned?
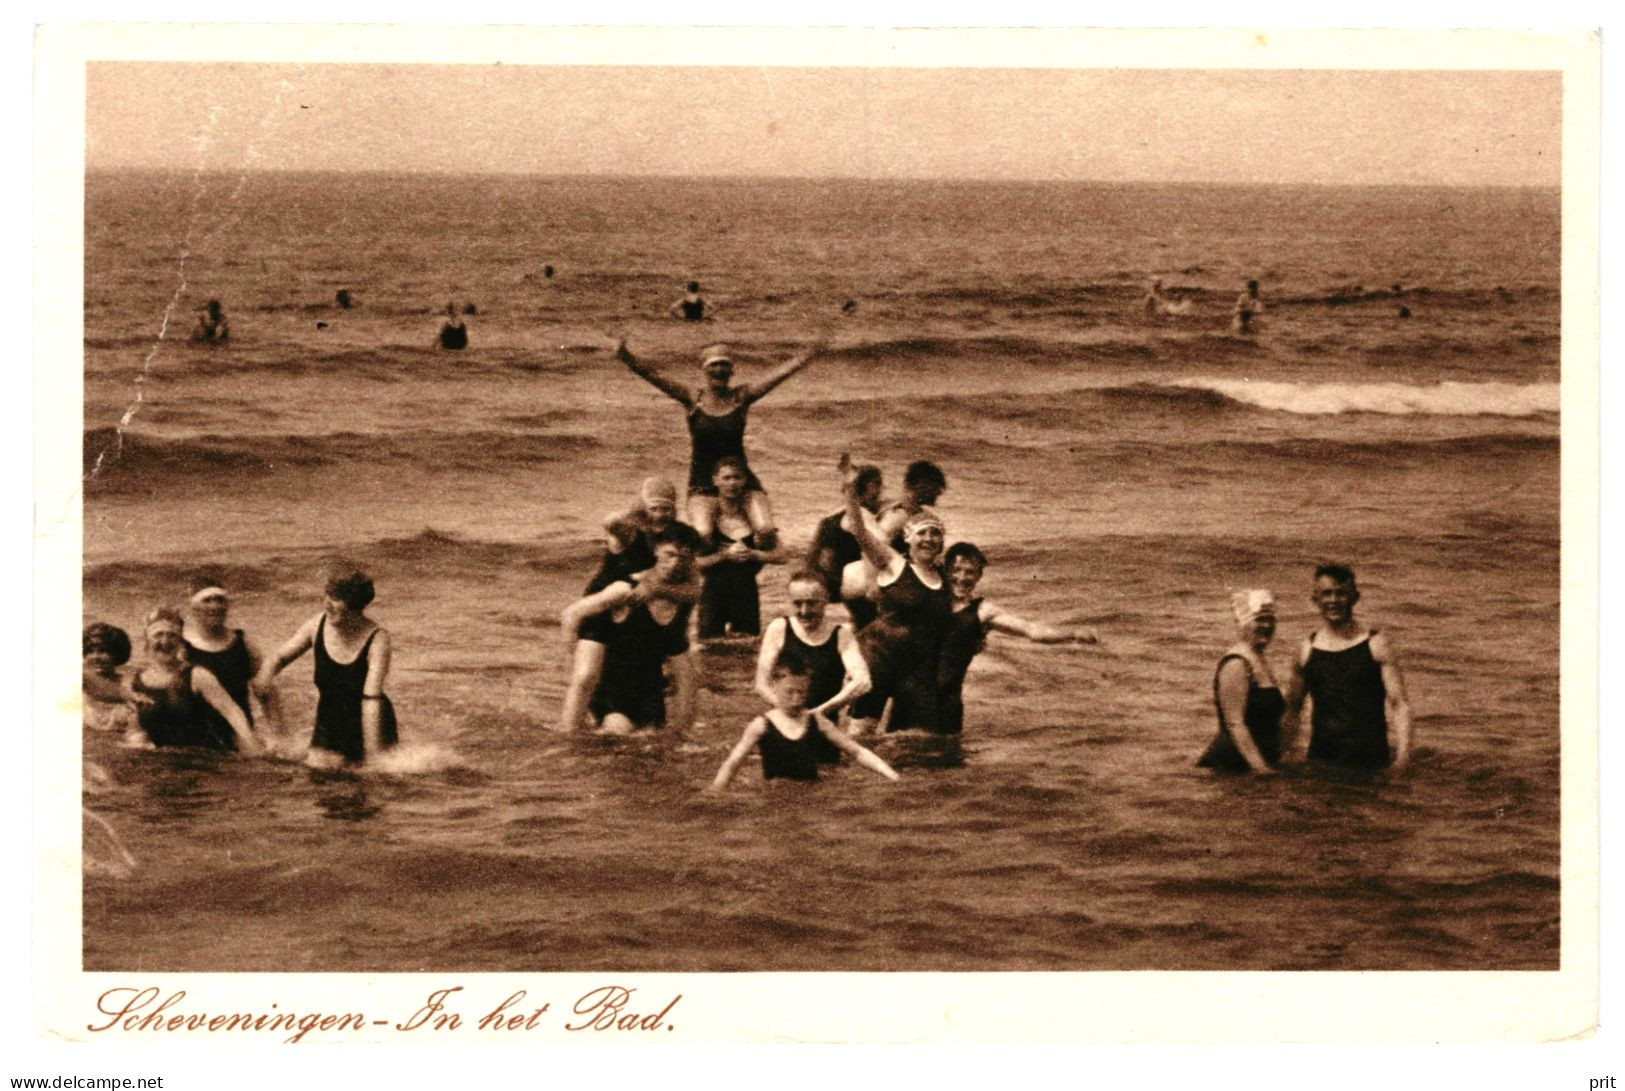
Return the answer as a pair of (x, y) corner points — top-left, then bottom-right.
(983, 602), (1098, 645)
(708, 717), (769, 791)
(613, 339), (693, 407)
(252, 614), (321, 697)
(738, 338), (825, 404)
(1370, 632), (1413, 769)
(820, 725), (900, 781)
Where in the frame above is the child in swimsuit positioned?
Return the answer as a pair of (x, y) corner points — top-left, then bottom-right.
(708, 650), (899, 790)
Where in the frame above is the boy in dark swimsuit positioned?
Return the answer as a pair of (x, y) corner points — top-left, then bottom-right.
(1282, 563), (1414, 769)
(708, 650), (898, 790)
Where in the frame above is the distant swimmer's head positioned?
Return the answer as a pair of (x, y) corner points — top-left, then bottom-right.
(639, 476), (679, 527)
(902, 507), (946, 562)
(904, 460), (948, 506)
(945, 542), (988, 599)
(712, 456), (749, 500)
(83, 622), (132, 671)
(323, 564), (376, 619)
(786, 570), (830, 626)
(336, 289), (352, 309)
(687, 281), (701, 294)
(1231, 588), (1277, 644)
(1311, 563), (1359, 624)
(1246, 280), (1260, 295)
(143, 606), (186, 658)
(205, 299), (223, 318)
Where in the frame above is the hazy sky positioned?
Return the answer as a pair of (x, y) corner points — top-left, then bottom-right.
(85, 64), (1561, 185)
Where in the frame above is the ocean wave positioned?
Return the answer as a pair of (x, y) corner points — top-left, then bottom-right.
(1170, 378), (1559, 417)
(84, 426), (601, 486)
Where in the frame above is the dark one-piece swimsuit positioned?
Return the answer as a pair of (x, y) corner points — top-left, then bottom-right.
(131, 664), (235, 750)
(1303, 632), (1391, 768)
(777, 620), (846, 763)
(852, 563), (952, 733)
(312, 617), (398, 763)
(184, 629), (254, 742)
(583, 598), (693, 729)
(756, 713), (828, 781)
(936, 598), (991, 737)
(687, 401), (763, 495)
(1197, 653), (1285, 772)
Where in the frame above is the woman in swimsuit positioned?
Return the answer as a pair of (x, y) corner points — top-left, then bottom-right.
(837, 454), (952, 736)
(612, 336), (825, 541)
(254, 566), (398, 769)
(669, 281), (709, 322)
(182, 571), (284, 738)
(126, 607), (263, 753)
(709, 649), (898, 790)
(696, 456), (784, 640)
(82, 622), (138, 737)
(1196, 589), (1284, 774)
(938, 542), (1098, 736)
(556, 530), (699, 735)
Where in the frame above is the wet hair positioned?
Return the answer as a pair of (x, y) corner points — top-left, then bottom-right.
(650, 528), (697, 554)
(1314, 563), (1358, 588)
(188, 568), (228, 597)
(904, 460), (947, 491)
(206, 299), (222, 316)
(687, 281), (701, 293)
(770, 647), (812, 679)
(712, 455), (748, 481)
(945, 542), (989, 571)
(83, 622), (132, 666)
(853, 463), (882, 494)
(1247, 279), (1260, 293)
(323, 566), (376, 610)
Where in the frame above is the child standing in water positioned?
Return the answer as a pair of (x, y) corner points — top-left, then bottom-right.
(709, 652), (899, 790)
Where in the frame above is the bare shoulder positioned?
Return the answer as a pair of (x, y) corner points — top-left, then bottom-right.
(1368, 629), (1399, 662)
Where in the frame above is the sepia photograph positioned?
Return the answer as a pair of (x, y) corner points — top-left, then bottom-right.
(31, 19), (1603, 1057)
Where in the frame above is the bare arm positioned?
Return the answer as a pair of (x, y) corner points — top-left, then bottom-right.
(808, 625), (872, 719)
(737, 340), (824, 404)
(253, 614), (321, 695)
(708, 717), (769, 792)
(191, 667), (263, 756)
(556, 640), (606, 733)
(560, 583), (634, 645)
(1370, 631), (1413, 769)
(625, 567), (703, 607)
(1215, 657), (1274, 774)
(753, 620), (789, 707)
(359, 629), (392, 760)
(819, 724), (900, 781)
(841, 456), (904, 576)
(666, 652), (697, 733)
(983, 602), (1098, 645)
(613, 340), (693, 407)
(1279, 639), (1312, 762)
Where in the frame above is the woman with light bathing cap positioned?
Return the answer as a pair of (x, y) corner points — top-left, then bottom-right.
(837, 454), (952, 735)
(182, 570), (283, 737)
(1196, 589), (1284, 774)
(611, 336), (826, 542)
(126, 607), (264, 753)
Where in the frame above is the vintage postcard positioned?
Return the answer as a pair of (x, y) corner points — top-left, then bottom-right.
(30, 18), (1602, 1073)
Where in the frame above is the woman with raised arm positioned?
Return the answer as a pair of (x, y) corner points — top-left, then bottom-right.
(837, 454), (953, 736)
(254, 565), (397, 769)
(612, 337), (824, 541)
(936, 542), (1099, 736)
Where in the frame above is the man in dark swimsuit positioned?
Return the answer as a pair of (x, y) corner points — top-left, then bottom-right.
(807, 462), (883, 624)
(1283, 563), (1414, 770)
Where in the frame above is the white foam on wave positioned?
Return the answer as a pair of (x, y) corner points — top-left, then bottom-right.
(1174, 378), (1560, 417)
